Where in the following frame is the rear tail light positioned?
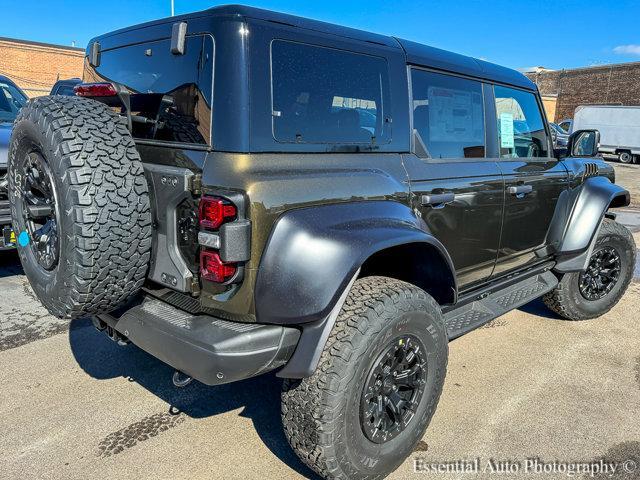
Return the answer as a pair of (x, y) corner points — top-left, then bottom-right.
(199, 196), (237, 230)
(74, 82), (118, 97)
(200, 250), (236, 283)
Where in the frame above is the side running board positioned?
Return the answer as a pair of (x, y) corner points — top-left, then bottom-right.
(443, 270), (559, 340)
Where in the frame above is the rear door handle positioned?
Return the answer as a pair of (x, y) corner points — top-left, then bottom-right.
(508, 185), (533, 197)
(421, 192), (456, 208)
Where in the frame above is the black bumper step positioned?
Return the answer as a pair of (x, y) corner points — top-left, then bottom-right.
(97, 296), (300, 385)
(444, 270), (559, 339)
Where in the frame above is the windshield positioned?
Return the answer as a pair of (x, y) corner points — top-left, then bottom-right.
(0, 80), (27, 123)
(549, 123), (566, 135)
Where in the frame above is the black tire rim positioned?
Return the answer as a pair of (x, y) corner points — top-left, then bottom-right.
(578, 246), (621, 301)
(360, 334), (427, 444)
(17, 152), (59, 271)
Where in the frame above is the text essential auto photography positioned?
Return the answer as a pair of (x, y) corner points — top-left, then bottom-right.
(414, 457), (638, 477)
(1, 1), (640, 479)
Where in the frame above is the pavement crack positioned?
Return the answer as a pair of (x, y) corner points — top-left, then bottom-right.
(97, 412), (186, 457)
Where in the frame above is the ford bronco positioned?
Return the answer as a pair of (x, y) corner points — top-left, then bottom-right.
(7, 6), (635, 479)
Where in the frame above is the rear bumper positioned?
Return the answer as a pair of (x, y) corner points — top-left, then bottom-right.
(96, 296), (300, 386)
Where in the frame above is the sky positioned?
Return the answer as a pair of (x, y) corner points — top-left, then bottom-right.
(2, 0), (640, 71)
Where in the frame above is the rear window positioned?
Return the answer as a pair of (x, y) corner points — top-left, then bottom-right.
(84, 35), (214, 145)
(271, 40), (391, 145)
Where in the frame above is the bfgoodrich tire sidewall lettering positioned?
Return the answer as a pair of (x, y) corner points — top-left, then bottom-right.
(9, 120), (66, 310)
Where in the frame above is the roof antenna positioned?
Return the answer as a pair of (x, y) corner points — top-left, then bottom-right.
(171, 0), (175, 16)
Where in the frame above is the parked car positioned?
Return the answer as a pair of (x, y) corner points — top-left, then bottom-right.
(572, 105), (640, 163)
(0, 75), (28, 249)
(558, 118), (573, 133)
(7, 6), (635, 479)
(549, 121), (569, 148)
(50, 78), (81, 96)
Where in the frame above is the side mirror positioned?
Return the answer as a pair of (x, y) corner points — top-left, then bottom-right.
(567, 129), (600, 157)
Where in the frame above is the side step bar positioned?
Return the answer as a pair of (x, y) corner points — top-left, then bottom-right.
(443, 269), (559, 340)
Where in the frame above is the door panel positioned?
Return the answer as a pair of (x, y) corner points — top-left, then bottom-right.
(407, 69), (504, 290)
(494, 159), (567, 275)
(491, 85), (569, 275)
(403, 156), (504, 289)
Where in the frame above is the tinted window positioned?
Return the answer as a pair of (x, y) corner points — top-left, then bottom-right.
(84, 35), (214, 145)
(271, 40), (391, 145)
(410, 69), (485, 159)
(494, 86), (549, 158)
(0, 80), (27, 123)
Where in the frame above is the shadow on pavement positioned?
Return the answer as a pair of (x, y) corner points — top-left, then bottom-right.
(518, 298), (562, 320)
(68, 318), (319, 479)
(0, 249), (23, 278)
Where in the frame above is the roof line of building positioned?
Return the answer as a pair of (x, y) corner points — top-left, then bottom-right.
(0, 36), (83, 52)
(533, 60), (640, 74)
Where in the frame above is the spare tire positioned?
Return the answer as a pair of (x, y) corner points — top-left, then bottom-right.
(8, 95), (152, 319)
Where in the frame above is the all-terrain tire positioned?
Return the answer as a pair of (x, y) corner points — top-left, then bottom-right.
(8, 95), (152, 319)
(281, 276), (448, 479)
(543, 219), (636, 320)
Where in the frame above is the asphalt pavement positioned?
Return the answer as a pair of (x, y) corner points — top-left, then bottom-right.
(0, 226), (638, 480)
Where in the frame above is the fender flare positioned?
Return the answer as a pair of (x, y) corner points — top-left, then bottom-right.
(253, 200), (456, 378)
(554, 176), (630, 272)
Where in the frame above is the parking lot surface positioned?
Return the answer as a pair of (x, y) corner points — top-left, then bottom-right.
(1, 174), (639, 480)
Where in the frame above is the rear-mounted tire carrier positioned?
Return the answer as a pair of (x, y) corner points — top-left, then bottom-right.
(8, 96), (152, 318)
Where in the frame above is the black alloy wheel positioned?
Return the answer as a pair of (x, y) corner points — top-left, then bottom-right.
(17, 151), (59, 271)
(360, 334), (428, 444)
(578, 246), (622, 301)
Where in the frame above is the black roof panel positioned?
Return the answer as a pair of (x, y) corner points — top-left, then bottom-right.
(397, 38), (535, 90)
(93, 4), (536, 90)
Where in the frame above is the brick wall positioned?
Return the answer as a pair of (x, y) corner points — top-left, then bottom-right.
(526, 62), (640, 122)
(0, 37), (84, 97)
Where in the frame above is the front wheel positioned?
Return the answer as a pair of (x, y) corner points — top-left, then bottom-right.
(543, 220), (636, 320)
(281, 276), (448, 479)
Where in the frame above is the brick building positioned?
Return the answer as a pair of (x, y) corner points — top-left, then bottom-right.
(526, 62), (640, 122)
(0, 37), (84, 97)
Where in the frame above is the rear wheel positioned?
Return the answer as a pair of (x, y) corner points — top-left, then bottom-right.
(8, 96), (152, 319)
(281, 276), (448, 479)
(543, 220), (636, 320)
(618, 151), (633, 164)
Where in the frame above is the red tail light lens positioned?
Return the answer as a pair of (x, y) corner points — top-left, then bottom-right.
(74, 82), (118, 97)
(200, 250), (236, 283)
(199, 196), (237, 230)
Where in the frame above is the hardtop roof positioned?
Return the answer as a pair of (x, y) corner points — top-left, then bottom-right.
(91, 4), (536, 91)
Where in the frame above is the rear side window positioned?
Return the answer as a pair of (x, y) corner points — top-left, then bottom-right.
(410, 69), (485, 159)
(84, 35), (214, 145)
(271, 40), (391, 145)
(494, 86), (549, 158)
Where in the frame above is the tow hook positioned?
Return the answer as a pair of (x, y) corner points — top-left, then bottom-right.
(172, 371), (193, 388)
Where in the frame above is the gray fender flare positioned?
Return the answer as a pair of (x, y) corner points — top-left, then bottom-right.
(253, 200), (456, 378)
(554, 176), (630, 272)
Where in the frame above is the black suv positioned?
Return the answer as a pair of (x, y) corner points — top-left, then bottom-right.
(7, 6), (635, 479)
(50, 78), (82, 96)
